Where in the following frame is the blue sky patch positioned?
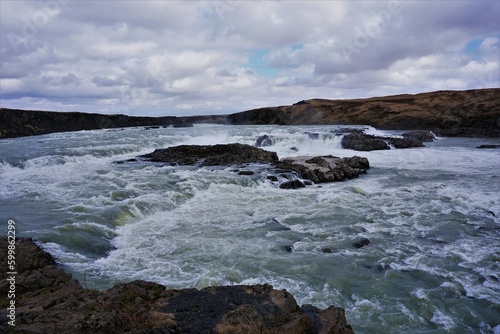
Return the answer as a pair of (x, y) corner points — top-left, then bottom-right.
(245, 49), (278, 78)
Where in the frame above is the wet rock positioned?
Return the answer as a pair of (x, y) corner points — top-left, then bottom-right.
(305, 132), (320, 139)
(1, 237), (355, 334)
(401, 130), (436, 142)
(278, 155), (370, 183)
(141, 144), (370, 187)
(279, 179), (306, 189)
(284, 245), (294, 252)
(341, 133), (424, 151)
(477, 144), (500, 149)
(238, 170), (255, 176)
(321, 247), (333, 253)
(341, 133), (390, 151)
(113, 158), (138, 164)
(290, 146), (299, 152)
(255, 134), (273, 147)
(389, 137), (425, 149)
(376, 263), (392, 271)
(352, 238), (371, 249)
(141, 143), (279, 166)
(267, 175), (279, 182)
(417, 236), (448, 244)
(333, 128), (365, 135)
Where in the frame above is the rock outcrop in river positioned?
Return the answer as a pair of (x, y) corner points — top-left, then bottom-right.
(140, 144), (370, 187)
(278, 156), (370, 183)
(0, 237), (355, 333)
(339, 130), (436, 151)
(140, 143), (279, 166)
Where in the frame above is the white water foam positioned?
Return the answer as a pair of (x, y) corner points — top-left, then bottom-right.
(2, 124), (500, 333)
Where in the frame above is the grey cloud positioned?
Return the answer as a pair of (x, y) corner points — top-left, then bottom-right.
(0, 0), (498, 116)
(92, 76), (125, 87)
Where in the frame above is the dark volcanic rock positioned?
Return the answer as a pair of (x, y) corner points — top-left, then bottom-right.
(341, 133), (390, 151)
(305, 131), (320, 139)
(141, 143), (279, 166)
(477, 144), (500, 149)
(238, 170), (255, 175)
(401, 130), (436, 142)
(341, 133), (424, 151)
(255, 135), (273, 147)
(352, 238), (371, 249)
(278, 155), (370, 183)
(389, 137), (425, 149)
(255, 134), (273, 147)
(0, 237), (355, 334)
(140, 144), (370, 187)
(279, 179), (306, 189)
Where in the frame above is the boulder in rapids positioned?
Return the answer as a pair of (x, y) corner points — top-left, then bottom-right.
(278, 155), (370, 184)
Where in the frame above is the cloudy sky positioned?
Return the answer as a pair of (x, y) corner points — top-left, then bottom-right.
(0, 0), (499, 116)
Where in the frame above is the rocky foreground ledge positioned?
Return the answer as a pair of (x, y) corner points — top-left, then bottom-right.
(0, 237), (354, 333)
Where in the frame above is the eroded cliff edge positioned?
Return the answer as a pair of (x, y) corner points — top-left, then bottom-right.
(0, 237), (355, 334)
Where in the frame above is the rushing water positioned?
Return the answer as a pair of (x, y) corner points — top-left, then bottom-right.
(1, 124), (499, 333)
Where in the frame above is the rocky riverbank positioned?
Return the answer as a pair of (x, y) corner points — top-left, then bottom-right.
(226, 88), (500, 137)
(0, 108), (225, 139)
(0, 237), (354, 334)
(1, 88), (498, 139)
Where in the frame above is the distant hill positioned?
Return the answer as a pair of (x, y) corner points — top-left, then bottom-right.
(1, 88), (499, 139)
(0, 109), (224, 139)
(226, 88), (500, 137)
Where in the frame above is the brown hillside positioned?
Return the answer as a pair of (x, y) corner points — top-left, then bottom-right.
(227, 88), (500, 136)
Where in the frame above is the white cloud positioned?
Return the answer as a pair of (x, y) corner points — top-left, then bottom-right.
(0, 0), (498, 116)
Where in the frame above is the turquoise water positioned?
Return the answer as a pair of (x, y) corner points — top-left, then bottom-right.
(1, 124), (499, 333)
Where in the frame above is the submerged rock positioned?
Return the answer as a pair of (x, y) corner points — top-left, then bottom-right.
(0, 237), (355, 334)
(141, 143), (279, 166)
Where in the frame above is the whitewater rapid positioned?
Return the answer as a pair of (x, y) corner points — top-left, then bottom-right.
(1, 124), (499, 333)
